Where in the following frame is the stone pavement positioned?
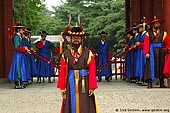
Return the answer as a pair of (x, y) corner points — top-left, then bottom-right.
(0, 77), (170, 113)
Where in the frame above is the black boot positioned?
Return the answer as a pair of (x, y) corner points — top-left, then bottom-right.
(160, 78), (167, 88)
(48, 77), (53, 83)
(43, 77), (45, 83)
(105, 76), (111, 82)
(97, 77), (102, 82)
(129, 78), (133, 83)
(37, 77), (41, 84)
(14, 80), (23, 89)
(147, 79), (152, 89)
(14, 81), (21, 89)
(135, 77), (140, 84)
(139, 79), (147, 86)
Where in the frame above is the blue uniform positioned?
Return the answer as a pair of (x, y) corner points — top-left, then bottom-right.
(25, 38), (38, 77)
(135, 31), (146, 79)
(8, 34), (31, 82)
(36, 40), (54, 77)
(125, 37), (135, 78)
(97, 40), (111, 79)
(133, 33), (141, 78)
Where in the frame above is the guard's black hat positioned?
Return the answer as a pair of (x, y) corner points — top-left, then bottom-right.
(98, 31), (108, 36)
(13, 22), (24, 28)
(131, 23), (138, 30)
(125, 28), (132, 35)
(39, 30), (49, 36)
(13, 22), (24, 32)
(24, 27), (31, 33)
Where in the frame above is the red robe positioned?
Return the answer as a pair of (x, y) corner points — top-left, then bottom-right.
(162, 33), (170, 78)
(57, 48), (98, 113)
(143, 31), (170, 55)
(143, 31), (169, 79)
(57, 49), (98, 90)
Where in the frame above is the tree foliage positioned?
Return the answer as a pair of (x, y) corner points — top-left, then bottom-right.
(14, 0), (46, 35)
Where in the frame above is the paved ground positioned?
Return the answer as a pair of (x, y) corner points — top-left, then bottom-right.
(0, 77), (170, 113)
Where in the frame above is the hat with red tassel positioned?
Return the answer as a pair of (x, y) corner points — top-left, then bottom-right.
(7, 22), (24, 40)
(151, 16), (161, 24)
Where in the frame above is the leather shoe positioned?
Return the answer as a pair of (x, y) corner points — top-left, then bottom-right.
(97, 79), (102, 82)
(160, 85), (167, 88)
(139, 82), (148, 86)
(106, 79), (111, 82)
(48, 80), (53, 83)
(15, 86), (22, 89)
(147, 83), (152, 89)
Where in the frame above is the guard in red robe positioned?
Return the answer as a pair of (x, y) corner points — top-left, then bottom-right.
(163, 35), (170, 79)
(162, 26), (170, 87)
(57, 23), (98, 113)
(143, 16), (170, 88)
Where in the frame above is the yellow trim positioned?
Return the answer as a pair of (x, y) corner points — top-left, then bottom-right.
(76, 93), (80, 113)
(145, 32), (149, 37)
(70, 47), (83, 63)
(74, 70), (80, 113)
(162, 31), (167, 41)
(61, 54), (65, 62)
(94, 93), (99, 113)
(87, 50), (93, 64)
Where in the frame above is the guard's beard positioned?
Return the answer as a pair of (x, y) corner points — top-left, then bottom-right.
(72, 43), (80, 50)
(155, 27), (160, 31)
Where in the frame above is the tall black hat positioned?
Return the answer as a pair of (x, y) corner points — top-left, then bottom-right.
(39, 30), (49, 36)
(13, 22), (24, 34)
(7, 22), (24, 40)
(131, 23), (138, 30)
(125, 28), (132, 35)
(98, 31), (108, 36)
(24, 27), (31, 33)
(13, 22), (24, 28)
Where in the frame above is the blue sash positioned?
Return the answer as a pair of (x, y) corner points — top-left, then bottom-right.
(69, 69), (88, 113)
(150, 43), (162, 81)
(137, 32), (146, 78)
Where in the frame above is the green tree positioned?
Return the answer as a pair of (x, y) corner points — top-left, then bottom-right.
(14, 0), (46, 35)
(38, 9), (65, 35)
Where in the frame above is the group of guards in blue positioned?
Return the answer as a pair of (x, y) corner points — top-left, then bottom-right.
(125, 16), (170, 89)
(8, 23), (59, 89)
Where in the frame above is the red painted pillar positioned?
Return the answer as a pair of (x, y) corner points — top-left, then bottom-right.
(0, 0), (13, 78)
(0, 1), (5, 78)
(140, 0), (153, 22)
(125, 0), (130, 28)
(131, 0), (141, 25)
(4, 0), (14, 78)
(163, 0), (170, 34)
(163, 0), (170, 87)
(152, 0), (163, 20)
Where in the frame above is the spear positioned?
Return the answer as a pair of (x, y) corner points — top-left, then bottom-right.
(30, 50), (60, 68)
(97, 48), (130, 74)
